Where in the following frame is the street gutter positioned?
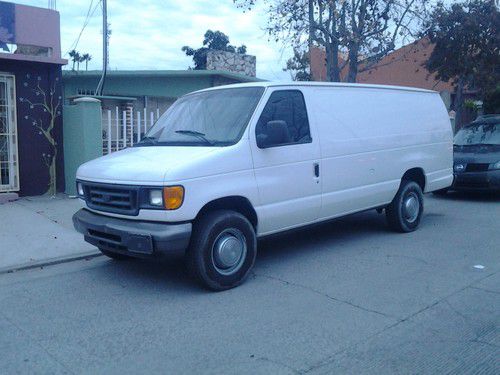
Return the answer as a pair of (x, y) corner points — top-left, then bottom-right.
(0, 251), (102, 275)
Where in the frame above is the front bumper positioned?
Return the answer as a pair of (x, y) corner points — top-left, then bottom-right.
(73, 209), (192, 258)
(452, 169), (500, 191)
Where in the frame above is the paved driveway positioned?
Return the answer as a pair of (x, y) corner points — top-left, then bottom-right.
(0, 193), (498, 374)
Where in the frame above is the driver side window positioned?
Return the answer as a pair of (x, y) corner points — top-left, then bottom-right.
(256, 90), (311, 148)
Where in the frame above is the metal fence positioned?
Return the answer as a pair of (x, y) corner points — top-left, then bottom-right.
(0, 74), (19, 193)
(102, 107), (161, 154)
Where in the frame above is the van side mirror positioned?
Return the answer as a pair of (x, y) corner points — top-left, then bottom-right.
(256, 120), (290, 148)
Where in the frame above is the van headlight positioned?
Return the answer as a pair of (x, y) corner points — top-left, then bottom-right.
(490, 161), (500, 170)
(147, 186), (184, 210)
(162, 186), (184, 210)
(149, 189), (164, 207)
(77, 182), (85, 197)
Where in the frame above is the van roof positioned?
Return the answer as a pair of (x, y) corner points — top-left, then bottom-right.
(193, 81), (438, 95)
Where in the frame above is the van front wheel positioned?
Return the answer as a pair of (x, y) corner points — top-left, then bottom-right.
(386, 180), (424, 233)
(186, 210), (257, 291)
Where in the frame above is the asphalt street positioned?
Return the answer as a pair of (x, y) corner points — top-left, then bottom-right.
(1, 192), (499, 374)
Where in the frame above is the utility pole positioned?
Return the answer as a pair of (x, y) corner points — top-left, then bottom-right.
(96, 0), (108, 96)
(308, 0), (314, 80)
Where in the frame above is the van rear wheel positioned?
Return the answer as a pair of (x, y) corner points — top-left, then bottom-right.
(386, 180), (424, 233)
(186, 210), (257, 291)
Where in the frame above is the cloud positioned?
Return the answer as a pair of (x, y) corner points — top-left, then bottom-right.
(11, 0), (292, 80)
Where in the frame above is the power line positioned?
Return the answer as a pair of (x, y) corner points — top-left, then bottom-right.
(65, 0), (102, 56)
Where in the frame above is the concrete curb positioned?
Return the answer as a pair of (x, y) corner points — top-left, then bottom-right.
(0, 192), (19, 204)
(0, 251), (102, 275)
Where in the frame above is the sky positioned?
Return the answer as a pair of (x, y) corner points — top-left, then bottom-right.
(10, 0), (293, 80)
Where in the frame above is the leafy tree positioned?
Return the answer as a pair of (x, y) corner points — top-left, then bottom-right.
(425, 0), (500, 127)
(235, 0), (429, 82)
(182, 30), (248, 69)
(483, 86), (500, 114)
(284, 47), (311, 81)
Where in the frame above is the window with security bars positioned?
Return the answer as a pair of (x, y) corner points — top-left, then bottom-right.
(0, 74), (19, 192)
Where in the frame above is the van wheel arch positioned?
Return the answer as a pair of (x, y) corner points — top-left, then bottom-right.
(401, 168), (426, 191)
(196, 196), (258, 231)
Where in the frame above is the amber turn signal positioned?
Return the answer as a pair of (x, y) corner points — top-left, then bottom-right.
(163, 186), (184, 210)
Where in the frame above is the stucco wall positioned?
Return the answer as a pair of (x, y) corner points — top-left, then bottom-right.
(14, 3), (62, 58)
(206, 51), (256, 77)
(63, 98), (102, 195)
(0, 1), (65, 64)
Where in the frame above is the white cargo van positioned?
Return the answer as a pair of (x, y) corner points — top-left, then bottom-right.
(73, 82), (453, 290)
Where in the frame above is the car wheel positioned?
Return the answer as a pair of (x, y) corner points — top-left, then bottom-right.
(185, 210), (257, 291)
(99, 248), (133, 260)
(386, 180), (424, 233)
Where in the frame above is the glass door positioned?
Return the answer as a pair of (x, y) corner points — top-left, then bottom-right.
(0, 74), (19, 192)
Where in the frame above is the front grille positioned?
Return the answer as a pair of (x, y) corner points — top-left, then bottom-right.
(465, 163), (489, 172)
(83, 183), (139, 215)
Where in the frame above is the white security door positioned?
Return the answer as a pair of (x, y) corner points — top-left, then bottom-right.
(0, 74), (19, 192)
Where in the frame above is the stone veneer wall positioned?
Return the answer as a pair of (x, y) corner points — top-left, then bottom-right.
(206, 50), (256, 77)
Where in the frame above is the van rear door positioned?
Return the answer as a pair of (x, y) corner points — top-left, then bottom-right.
(250, 89), (321, 234)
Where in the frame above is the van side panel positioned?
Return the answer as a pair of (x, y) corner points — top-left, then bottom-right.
(306, 87), (453, 220)
(248, 88), (322, 235)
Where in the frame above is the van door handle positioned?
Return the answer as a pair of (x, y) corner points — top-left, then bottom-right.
(314, 163), (320, 177)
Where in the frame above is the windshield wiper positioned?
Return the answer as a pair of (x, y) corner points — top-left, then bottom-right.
(456, 143), (498, 147)
(137, 136), (158, 146)
(175, 130), (215, 145)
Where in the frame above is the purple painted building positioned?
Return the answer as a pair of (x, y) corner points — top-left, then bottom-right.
(0, 1), (67, 196)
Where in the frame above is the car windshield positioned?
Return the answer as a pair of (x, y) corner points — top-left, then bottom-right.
(454, 122), (500, 146)
(136, 87), (264, 147)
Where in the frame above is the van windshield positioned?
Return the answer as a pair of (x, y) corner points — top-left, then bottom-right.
(136, 87), (264, 147)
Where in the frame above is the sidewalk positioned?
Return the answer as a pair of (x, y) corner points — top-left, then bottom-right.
(0, 195), (99, 273)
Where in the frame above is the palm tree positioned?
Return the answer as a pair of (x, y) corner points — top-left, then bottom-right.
(82, 53), (92, 71)
(69, 49), (78, 70)
(75, 52), (82, 71)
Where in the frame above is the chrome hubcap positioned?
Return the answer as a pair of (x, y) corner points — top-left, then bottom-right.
(403, 192), (420, 223)
(212, 228), (247, 275)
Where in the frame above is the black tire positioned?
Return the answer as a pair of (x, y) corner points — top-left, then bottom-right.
(99, 248), (133, 260)
(185, 210), (257, 291)
(432, 188), (449, 196)
(386, 180), (424, 233)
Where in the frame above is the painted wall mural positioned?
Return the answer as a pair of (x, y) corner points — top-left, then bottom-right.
(1, 59), (65, 196)
(18, 74), (62, 196)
